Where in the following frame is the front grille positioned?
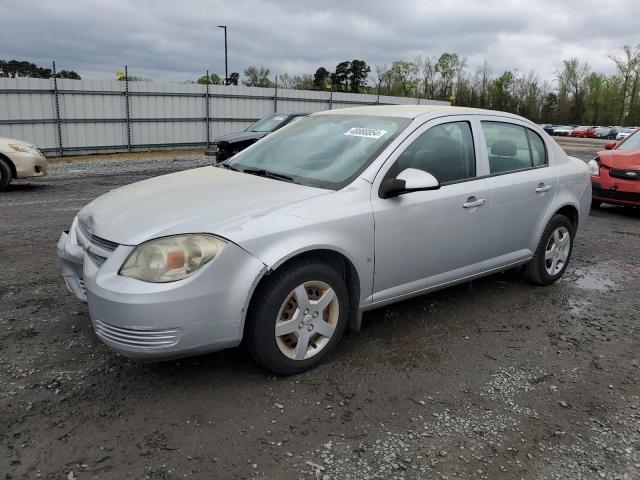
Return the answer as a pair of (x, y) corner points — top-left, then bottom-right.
(94, 320), (181, 348)
(77, 221), (119, 252)
(593, 187), (640, 203)
(78, 277), (87, 296)
(609, 168), (640, 180)
(87, 251), (107, 268)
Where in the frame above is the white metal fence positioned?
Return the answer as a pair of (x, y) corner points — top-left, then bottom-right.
(0, 78), (449, 156)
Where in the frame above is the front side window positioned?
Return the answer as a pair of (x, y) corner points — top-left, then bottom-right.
(394, 121), (476, 184)
(482, 121), (547, 174)
(229, 114), (409, 190)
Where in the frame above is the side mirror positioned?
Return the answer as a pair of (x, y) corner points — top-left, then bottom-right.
(605, 142), (616, 150)
(379, 168), (440, 199)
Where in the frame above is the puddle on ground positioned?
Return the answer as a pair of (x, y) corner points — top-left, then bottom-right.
(573, 270), (617, 291)
(563, 261), (623, 292)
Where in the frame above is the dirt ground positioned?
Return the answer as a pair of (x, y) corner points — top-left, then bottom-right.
(1, 140), (639, 480)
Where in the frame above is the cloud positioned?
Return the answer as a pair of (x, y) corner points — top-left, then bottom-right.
(1, 0), (638, 84)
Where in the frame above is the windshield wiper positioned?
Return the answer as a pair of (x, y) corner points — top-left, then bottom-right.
(241, 168), (295, 183)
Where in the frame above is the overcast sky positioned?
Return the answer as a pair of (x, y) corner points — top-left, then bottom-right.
(2, 0), (639, 85)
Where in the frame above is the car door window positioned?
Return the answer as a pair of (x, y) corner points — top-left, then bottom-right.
(395, 121), (476, 184)
(482, 121), (547, 174)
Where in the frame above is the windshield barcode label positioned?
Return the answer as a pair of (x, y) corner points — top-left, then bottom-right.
(344, 127), (388, 139)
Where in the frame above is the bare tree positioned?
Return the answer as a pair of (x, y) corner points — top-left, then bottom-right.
(415, 55), (436, 99)
(609, 45), (640, 125)
(373, 64), (388, 97)
(277, 73), (295, 89)
(478, 60), (491, 108)
(556, 58), (591, 122)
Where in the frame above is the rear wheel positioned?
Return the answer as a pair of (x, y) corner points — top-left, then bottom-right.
(591, 199), (602, 209)
(245, 259), (349, 375)
(0, 159), (12, 192)
(524, 214), (574, 286)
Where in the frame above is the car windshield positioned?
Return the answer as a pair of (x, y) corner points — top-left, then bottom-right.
(246, 114), (289, 133)
(228, 114), (409, 190)
(617, 130), (640, 151)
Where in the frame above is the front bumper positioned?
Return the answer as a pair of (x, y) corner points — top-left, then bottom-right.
(57, 222), (267, 359)
(591, 170), (640, 207)
(8, 150), (48, 179)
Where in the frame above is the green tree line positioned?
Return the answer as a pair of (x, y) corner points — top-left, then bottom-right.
(0, 60), (81, 79)
(6, 47), (640, 127)
(215, 46), (640, 127)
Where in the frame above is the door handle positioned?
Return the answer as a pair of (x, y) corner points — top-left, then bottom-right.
(462, 197), (485, 208)
(535, 184), (552, 193)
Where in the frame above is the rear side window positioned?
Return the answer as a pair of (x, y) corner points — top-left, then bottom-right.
(395, 121), (476, 184)
(482, 121), (548, 174)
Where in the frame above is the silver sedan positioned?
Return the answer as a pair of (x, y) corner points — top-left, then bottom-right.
(57, 106), (591, 374)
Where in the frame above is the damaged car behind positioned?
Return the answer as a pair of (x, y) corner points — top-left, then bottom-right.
(210, 112), (308, 161)
(58, 105), (591, 375)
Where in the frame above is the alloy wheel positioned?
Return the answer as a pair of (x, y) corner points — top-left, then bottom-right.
(544, 226), (570, 276)
(274, 280), (339, 360)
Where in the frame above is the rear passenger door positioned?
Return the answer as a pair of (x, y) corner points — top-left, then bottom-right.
(480, 118), (558, 261)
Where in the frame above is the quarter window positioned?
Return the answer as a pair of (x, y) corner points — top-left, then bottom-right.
(527, 129), (547, 167)
(482, 121), (548, 174)
(395, 121), (476, 184)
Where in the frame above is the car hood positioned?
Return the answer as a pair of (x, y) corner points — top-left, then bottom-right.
(598, 149), (640, 169)
(77, 166), (328, 245)
(0, 137), (38, 148)
(213, 131), (267, 144)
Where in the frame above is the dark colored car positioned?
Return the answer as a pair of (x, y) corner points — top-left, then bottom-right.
(588, 129), (640, 207)
(211, 113), (309, 161)
(594, 127), (612, 139)
(543, 124), (558, 135)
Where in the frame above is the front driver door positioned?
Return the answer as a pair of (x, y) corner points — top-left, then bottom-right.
(371, 117), (495, 304)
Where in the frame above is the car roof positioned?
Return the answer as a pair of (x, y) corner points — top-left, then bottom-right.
(312, 105), (528, 122)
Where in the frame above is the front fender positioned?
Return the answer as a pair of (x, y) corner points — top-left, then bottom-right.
(227, 180), (375, 309)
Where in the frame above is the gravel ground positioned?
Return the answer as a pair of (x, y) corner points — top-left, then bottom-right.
(1, 143), (639, 480)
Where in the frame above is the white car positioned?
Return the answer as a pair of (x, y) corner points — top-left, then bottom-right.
(0, 137), (48, 191)
(616, 128), (637, 141)
(552, 126), (573, 136)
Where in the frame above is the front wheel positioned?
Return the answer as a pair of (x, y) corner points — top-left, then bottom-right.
(244, 259), (349, 375)
(0, 159), (12, 192)
(524, 214), (574, 286)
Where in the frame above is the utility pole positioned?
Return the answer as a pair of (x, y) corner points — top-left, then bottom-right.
(217, 25), (228, 84)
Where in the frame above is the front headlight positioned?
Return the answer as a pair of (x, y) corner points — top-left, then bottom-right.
(587, 158), (600, 176)
(9, 143), (36, 153)
(119, 234), (227, 283)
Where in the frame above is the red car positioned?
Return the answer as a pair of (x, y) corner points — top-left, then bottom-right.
(571, 126), (596, 138)
(588, 129), (640, 207)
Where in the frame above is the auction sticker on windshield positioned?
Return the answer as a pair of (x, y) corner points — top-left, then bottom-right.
(344, 127), (388, 139)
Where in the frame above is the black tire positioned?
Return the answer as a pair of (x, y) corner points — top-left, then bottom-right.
(591, 199), (602, 209)
(245, 259), (349, 375)
(0, 159), (12, 192)
(524, 214), (574, 286)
